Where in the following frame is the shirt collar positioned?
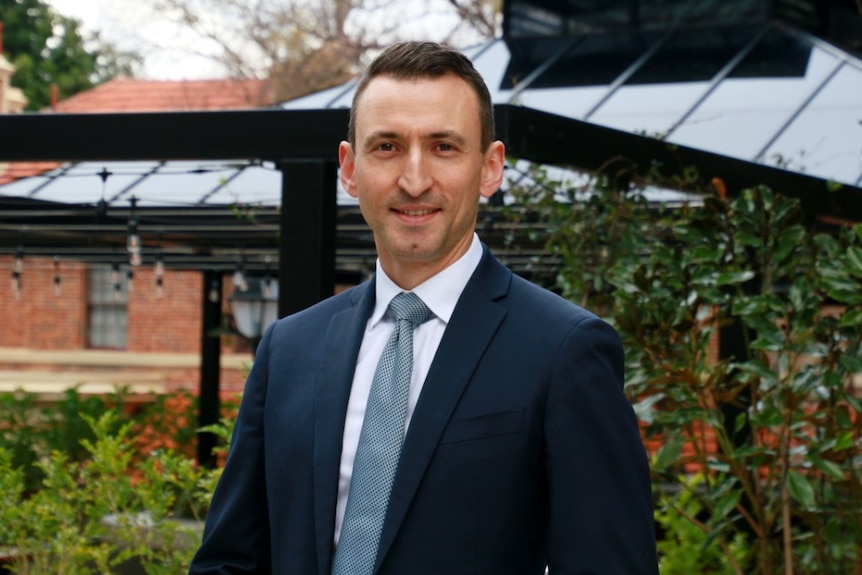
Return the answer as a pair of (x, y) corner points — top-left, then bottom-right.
(370, 234), (483, 329)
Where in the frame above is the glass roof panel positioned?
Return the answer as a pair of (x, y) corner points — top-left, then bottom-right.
(123, 161), (244, 207)
(32, 162), (152, 205)
(0, 173), (56, 198)
(471, 40), (516, 103)
(203, 163), (282, 206)
(669, 28), (842, 160)
(509, 32), (658, 118)
(762, 62), (862, 185)
(588, 27), (759, 134)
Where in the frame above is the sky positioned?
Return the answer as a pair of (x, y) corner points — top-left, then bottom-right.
(47, 0), (229, 79)
(45, 0), (492, 81)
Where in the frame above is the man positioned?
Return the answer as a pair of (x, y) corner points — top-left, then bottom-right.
(189, 41), (658, 575)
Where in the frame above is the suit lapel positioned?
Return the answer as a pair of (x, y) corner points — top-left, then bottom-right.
(313, 282), (375, 575)
(374, 250), (512, 571)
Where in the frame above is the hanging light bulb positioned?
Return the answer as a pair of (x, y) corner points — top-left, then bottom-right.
(127, 197), (142, 267)
(208, 279), (221, 303)
(127, 219), (142, 267)
(53, 256), (62, 296)
(126, 268), (135, 292)
(232, 261), (248, 292)
(11, 245), (23, 299)
(154, 249), (165, 298)
(112, 262), (122, 302)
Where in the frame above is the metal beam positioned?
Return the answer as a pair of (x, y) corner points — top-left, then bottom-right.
(0, 109), (349, 162)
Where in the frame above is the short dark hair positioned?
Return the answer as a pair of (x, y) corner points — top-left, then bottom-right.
(348, 41), (495, 151)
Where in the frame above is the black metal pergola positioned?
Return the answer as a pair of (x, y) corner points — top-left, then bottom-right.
(2, 105), (861, 463)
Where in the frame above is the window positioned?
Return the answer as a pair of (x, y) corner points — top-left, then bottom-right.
(88, 266), (128, 349)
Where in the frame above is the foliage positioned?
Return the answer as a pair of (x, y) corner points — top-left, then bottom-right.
(0, 388), (237, 497)
(0, 412), (217, 575)
(656, 475), (747, 574)
(0, 0), (140, 110)
(0, 388), (239, 573)
(503, 163), (862, 574)
(0, 389), (126, 494)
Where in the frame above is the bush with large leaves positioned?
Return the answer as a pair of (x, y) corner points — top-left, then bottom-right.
(504, 165), (862, 574)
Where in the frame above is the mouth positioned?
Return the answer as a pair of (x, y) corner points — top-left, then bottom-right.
(395, 208), (437, 217)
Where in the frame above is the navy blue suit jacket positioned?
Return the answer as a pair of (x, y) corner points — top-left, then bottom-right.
(189, 248), (658, 574)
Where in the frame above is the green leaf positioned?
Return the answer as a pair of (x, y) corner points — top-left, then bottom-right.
(653, 434), (684, 473)
(732, 296), (766, 316)
(840, 308), (862, 327)
(774, 225), (805, 263)
(846, 246), (862, 278)
(807, 455), (845, 481)
(716, 270), (756, 286)
(786, 469), (815, 509)
(833, 432), (855, 452)
(712, 488), (742, 521)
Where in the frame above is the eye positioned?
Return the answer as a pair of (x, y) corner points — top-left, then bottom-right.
(377, 142), (396, 152)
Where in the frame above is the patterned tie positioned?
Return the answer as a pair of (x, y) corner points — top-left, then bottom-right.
(332, 291), (431, 575)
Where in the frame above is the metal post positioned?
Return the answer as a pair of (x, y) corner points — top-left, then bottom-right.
(277, 159), (338, 317)
(198, 271), (222, 468)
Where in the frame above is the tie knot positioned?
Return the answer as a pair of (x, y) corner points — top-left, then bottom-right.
(389, 292), (430, 326)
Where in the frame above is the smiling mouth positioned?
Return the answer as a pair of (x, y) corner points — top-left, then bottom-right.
(395, 208), (437, 216)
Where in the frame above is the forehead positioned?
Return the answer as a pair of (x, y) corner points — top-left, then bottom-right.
(354, 74), (482, 135)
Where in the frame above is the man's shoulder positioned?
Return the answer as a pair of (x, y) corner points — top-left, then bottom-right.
(509, 273), (590, 313)
(272, 282), (370, 331)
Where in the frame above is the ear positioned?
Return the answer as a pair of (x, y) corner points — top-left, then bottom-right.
(479, 140), (505, 199)
(339, 141), (358, 198)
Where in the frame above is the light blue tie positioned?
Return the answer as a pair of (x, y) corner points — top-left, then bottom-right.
(332, 291), (431, 575)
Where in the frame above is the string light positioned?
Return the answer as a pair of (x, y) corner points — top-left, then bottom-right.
(208, 279), (221, 303)
(232, 258), (248, 292)
(53, 256), (62, 296)
(11, 245), (23, 299)
(154, 248), (165, 298)
(112, 262), (122, 301)
(127, 196), (142, 267)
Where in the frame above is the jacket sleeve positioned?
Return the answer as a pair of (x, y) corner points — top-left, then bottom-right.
(188, 323), (275, 575)
(545, 316), (659, 574)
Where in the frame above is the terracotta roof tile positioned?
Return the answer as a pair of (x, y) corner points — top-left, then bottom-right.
(48, 77), (275, 113)
(0, 161), (61, 186)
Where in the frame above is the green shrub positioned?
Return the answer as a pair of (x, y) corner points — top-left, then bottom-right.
(0, 411), (221, 575)
(503, 164), (862, 574)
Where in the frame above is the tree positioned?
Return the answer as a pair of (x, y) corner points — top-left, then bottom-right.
(0, 0), (140, 110)
(117, 0), (501, 102)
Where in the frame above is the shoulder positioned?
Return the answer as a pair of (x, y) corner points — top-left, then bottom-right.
(508, 272), (601, 326)
(268, 282), (370, 336)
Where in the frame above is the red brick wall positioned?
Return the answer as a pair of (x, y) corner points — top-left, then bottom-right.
(0, 255), (87, 349)
(126, 267), (203, 353)
(0, 255), (207, 353)
(0, 256), (253, 396)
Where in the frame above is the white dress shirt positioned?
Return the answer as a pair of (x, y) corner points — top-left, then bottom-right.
(333, 234), (484, 543)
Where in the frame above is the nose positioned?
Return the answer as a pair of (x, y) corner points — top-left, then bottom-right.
(397, 148), (432, 197)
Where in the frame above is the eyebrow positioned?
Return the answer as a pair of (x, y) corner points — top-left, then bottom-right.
(362, 130), (468, 148)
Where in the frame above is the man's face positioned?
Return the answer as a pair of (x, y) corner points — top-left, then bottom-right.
(339, 73), (505, 288)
